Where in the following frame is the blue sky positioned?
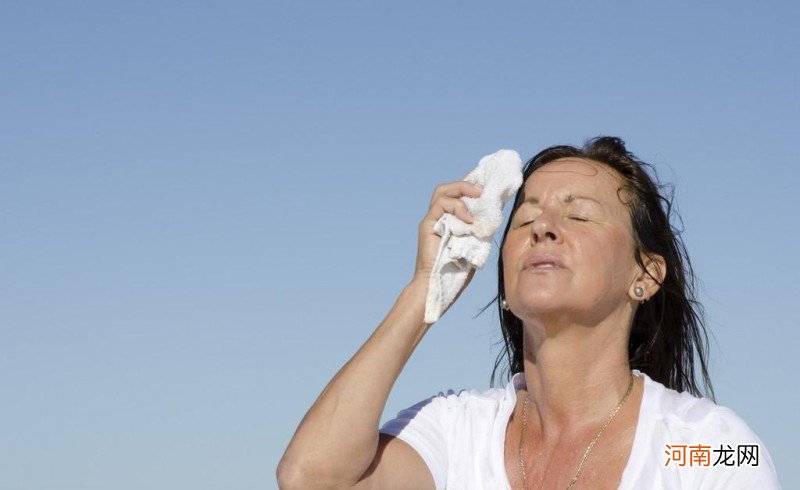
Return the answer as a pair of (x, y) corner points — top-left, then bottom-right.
(1, 2), (797, 489)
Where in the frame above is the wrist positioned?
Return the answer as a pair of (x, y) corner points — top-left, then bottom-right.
(407, 275), (429, 295)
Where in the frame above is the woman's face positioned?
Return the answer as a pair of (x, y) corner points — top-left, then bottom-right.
(502, 157), (643, 324)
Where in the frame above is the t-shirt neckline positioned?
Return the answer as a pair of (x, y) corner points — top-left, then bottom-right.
(498, 369), (653, 489)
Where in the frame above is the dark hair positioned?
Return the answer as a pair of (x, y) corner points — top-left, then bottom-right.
(481, 136), (715, 401)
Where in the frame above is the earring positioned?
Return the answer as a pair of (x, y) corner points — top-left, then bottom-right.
(634, 286), (649, 305)
(501, 298), (509, 310)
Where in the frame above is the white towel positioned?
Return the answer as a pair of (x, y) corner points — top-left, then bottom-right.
(424, 149), (524, 324)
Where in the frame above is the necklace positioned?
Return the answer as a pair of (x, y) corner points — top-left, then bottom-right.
(517, 371), (635, 490)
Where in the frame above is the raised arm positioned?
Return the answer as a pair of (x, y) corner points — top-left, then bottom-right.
(276, 180), (482, 489)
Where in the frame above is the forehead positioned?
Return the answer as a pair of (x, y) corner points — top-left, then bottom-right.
(522, 157), (624, 202)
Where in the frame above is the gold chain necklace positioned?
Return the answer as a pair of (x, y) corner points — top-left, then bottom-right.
(517, 371), (635, 490)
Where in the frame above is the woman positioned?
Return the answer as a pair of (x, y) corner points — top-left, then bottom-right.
(277, 137), (781, 489)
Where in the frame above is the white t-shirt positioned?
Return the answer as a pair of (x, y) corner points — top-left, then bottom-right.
(379, 369), (781, 489)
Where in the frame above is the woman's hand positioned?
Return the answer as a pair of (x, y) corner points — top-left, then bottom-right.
(411, 180), (483, 290)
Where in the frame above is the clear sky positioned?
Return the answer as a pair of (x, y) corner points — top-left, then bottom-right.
(1, 1), (797, 489)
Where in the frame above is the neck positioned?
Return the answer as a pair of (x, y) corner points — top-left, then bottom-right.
(519, 313), (636, 434)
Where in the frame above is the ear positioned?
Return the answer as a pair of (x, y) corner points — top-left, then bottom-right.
(629, 252), (666, 302)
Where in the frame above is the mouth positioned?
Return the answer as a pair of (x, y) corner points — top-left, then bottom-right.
(525, 263), (564, 273)
(523, 255), (566, 271)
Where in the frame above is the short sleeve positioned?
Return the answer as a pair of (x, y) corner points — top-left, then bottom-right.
(379, 394), (450, 490)
(690, 406), (782, 489)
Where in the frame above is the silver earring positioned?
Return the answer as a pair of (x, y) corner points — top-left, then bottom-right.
(501, 298), (509, 310)
(634, 286), (644, 297)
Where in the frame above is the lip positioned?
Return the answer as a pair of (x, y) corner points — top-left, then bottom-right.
(523, 253), (566, 271)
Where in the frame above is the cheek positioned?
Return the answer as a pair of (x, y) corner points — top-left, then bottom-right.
(501, 235), (531, 292)
(576, 229), (633, 283)
(501, 240), (521, 277)
(604, 229), (637, 284)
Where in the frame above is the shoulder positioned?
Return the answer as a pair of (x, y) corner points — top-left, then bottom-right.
(379, 377), (514, 443)
(645, 376), (764, 442)
(640, 375), (781, 488)
(645, 376), (716, 421)
(403, 383), (510, 424)
(698, 405), (768, 443)
(381, 380), (509, 430)
(378, 381), (513, 490)
(434, 384), (508, 408)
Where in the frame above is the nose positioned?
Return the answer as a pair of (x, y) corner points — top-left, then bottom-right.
(530, 210), (562, 245)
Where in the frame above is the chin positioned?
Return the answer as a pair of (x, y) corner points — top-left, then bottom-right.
(518, 294), (569, 314)
(519, 285), (562, 300)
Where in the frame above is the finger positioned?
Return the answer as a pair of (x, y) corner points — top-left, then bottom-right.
(437, 181), (483, 199)
(435, 196), (473, 223)
(430, 182), (482, 216)
(423, 195), (468, 224)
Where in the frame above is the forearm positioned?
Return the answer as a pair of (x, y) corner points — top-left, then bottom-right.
(277, 279), (431, 488)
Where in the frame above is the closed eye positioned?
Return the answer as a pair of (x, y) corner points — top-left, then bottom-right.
(516, 216), (587, 227)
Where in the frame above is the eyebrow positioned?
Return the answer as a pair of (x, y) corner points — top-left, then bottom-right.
(521, 193), (604, 207)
